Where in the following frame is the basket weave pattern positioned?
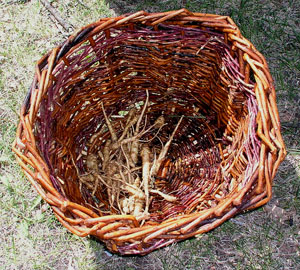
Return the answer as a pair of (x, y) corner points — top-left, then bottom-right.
(13, 9), (286, 255)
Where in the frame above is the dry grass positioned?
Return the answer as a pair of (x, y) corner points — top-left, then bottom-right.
(0, 0), (299, 269)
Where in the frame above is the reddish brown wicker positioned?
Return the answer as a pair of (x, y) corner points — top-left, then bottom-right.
(13, 9), (286, 255)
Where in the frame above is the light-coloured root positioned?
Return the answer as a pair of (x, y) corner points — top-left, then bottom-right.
(97, 150), (104, 162)
(133, 177), (146, 218)
(118, 115), (138, 142)
(130, 140), (139, 165)
(126, 108), (137, 125)
(123, 184), (145, 200)
(133, 198), (144, 218)
(106, 162), (118, 207)
(110, 134), (136, 150)
(101, 102), (117, 142)
(119, 171), (145, 216)
(86, 153), (99, 172)
(114, 181), (121, 214)
(78, 174), (95, 190)
(120, 197), (134, 214)
(120, 144), (135, 172)
(111, 128), (150, 150)
(141, 116), (166, 144)
(150, 189), (177, 202)
(135, 90), (149, 136)
(116, 161), (140, 184)
(149, 153), (157, 188)
(95, 174), (113, 189)
(141, 144), (151, 215)
(89, 125), (105, 145)
(91, 175), (99, 196)
(134, 175), (143, 190)
(118, 171), (145, 200)
(154, 115), (165, 129)
(102, 139), (111, 170)
(151, 116), (184, 175)
(71, 155), (99, 193)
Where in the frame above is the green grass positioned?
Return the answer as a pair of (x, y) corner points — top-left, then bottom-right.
(0, 0), (299, 269)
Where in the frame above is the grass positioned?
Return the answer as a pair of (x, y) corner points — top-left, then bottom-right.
(0, 0), (299, 269)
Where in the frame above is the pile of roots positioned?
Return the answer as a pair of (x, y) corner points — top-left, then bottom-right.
(74, 90), (195, 221)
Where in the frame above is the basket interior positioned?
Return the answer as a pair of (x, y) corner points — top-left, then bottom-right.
(35, 24), (259, 222)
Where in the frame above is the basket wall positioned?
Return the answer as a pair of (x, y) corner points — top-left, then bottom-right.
(13, 9), (286, 255)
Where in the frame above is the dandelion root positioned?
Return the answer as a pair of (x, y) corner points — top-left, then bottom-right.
(74, 92), (183, 221)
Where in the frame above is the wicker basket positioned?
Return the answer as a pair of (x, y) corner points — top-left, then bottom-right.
(13, 9), (286, 255)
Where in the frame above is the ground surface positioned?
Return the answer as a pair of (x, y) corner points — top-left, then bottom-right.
(0, 0), (299, 269)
